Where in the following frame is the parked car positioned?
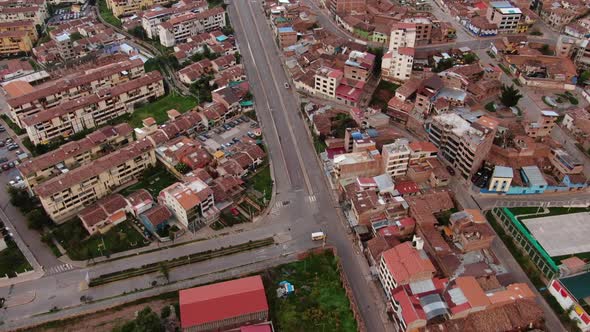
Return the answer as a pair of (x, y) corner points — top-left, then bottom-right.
(7, 144), (18, 151)
(8, 162), (14, 168)
(1, 164), (8, 170)
(0, 126), (5, 132)
(0, 141), (4, 147)
(0, 157), (8, 163)
(197, 135), (207, 142)
(223, 124), (231, 130)
(232, 137), (240, 143)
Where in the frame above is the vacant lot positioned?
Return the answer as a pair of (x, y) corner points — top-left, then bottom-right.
(263, 251), (357, 332)
(369, 80), (399, 110)
(0, 239), (32, 277)
(121, 168), (178, 197)
(129, 94), (198, 128)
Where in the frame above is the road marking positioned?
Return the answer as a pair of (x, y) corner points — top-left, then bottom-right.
(270, 200), (289, 215)
(307, 195), (316, 203)
(244, 0), (315, 197)
(46, 264), (74, 276)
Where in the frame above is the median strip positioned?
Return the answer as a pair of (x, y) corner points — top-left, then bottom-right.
(88, 237), (275, 287)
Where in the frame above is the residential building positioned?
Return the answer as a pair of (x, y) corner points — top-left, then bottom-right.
(549, 274), (590, 332)
(525, 110), (559, 138)
(78, 194), (128, 234)
(428, 114), (497, 178)
(155, 136), (211, 172)
(106, 0), (170, 17)
(6, 57), (146, 127)
(179, 276), (269, 332)
(381, 23), (416, 82)
(125, 188), (154, 217)
(382, 139), (411, 178)
(18, 123), (134, 193)
(0, 4), (47, 26)
(0, 20), (37, 43)
(449, 210), (495, 252)
(0, 30), (33, 56)
(344, 50), (375, 82)
(55, 32), (75, 60)
(378, 241), (436, 299)
(333, 150), (382, 180)
(486, 1), (522, 34)
(139, 205), (173, 238)
(504, 55), (577, 91)
(277, 26), (297, 48)
(550, 148), (584, 175)
(159, 178), (219, 229)
(35, 139), (157, 223)
(314, 67), (343, 99)
(158, 7), (226, 47)
(488, 165), (513, 192)
(141, 1), (208, 39)
(21, 71), (165, 145)
(540, 6), (578, 30)
(326, 0), (366, 15)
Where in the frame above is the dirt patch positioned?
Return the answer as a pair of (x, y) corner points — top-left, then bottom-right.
(29, 299), (177, 332)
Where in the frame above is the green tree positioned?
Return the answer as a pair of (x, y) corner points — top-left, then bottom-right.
(499, 84), (523, 107)
(368, 46), (384, 76)
(174, 162), (190, 174)
(540, 44), (552, 55)
(244, 91), (253, 100)
(463, 53), (477, 64)
(25, 209), (50, 230)
(127, 26), (145, 40)
(159, 262), (170, 283)
(434, 58), (455, 72)
(580, 70), (590, 84)
(70, 32), (84, 41)
(113, 307), (164, 332)
(235, 52), (241, 64)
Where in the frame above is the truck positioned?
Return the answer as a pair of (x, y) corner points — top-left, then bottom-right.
(311, 232), (326, 241)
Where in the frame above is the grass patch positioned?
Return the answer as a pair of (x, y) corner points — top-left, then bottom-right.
(98, 0), (121, 28)
(129, 94), (198, 128)
(0, 114), (25, 135)
(220, 210), (248, 227)
(121, 167), (178, 197)
(246, 165), (272, 204)
(486, 51), (496, 59)
(0, 239), (32, 277)
(264, 251), (357, 332)
(52, 221), (148, 261)
(313, 132), (327, 153)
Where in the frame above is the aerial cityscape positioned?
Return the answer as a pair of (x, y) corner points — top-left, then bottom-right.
(0, 0), (589, 330)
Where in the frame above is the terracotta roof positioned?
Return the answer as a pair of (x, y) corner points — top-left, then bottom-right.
(381, 242), (435, 285)
(141, 205), (172, 227)
(455, 276), (490, 308)
(409, 141), (437, 153)
(126, 189), (153, 208)
(179, 275), (268, 329)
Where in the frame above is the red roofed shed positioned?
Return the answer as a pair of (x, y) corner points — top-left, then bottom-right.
(179, 275), (269, 331)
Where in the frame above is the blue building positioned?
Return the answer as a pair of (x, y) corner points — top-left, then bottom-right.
(507, 165), (547, 194)
(139, 205), (173, 237)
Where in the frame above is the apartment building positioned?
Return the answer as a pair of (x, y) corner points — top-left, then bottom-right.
(382, 139), (411, 178)
(140, 0), (208, 39)
(277, 26), (297, 48)
(18, 124), (134, 193)
(333, 150), (382, 179)
(55, 32), (75, 60)
(107, 0), (170, 17)
(486, 1), (522, 34)
(7, 58), (146, 127)
(0, 4), (47, 26)
(158, 7), (226, 47)
(428, 113), (497, 178)
(0, 20), (38, 43)
(326, 0), (366, 15)
(0, 31), (33, 56)
(22, 71), (165, 145)
(314, 67), (343, 98)
(550, 148), (584, 175)
(35, 139), (157, 223)
(344, 50), (375, 82)
(401, 18), (432, 43)
(382, 23), (416, 82)
(158, 178), (219, 229)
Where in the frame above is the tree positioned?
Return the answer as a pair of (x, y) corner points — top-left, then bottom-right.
(70, 32), (84, 41)
(368, 47), (384, 76)
(540, 44), (552, 55)
(159, 263), (170, 283)
(434, 58), (454, 72)
(127, 26), (145, 40)
(113, 307), (164, 332)
(244, 91), (253, 100)
(463, 53), (477, 64)
(174, 162), (190, 174)
(580, 70), (590, 84)
(499, 84), (523, 107)
(235, 52), (241, 64)
(26, 209), (50, 230)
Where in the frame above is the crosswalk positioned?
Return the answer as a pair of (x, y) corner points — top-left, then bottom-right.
(45, 263), (74, 276)
(270, 200), (290, 215)
(306, 195), (317, 203)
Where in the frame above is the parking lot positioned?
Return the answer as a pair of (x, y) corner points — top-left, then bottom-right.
(0, 121), (27, 186)
(199, 115), (261, 153)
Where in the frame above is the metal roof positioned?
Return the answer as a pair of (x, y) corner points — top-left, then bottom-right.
(559, 272), (590, 301)
(492, 165), (514, 178)
(521, 166), (548, 187)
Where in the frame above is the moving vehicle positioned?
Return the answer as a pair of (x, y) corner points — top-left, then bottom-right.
(284, 82), (290, 89)
(311, 232), (326, 241)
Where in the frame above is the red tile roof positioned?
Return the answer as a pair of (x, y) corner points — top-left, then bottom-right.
(395, 180), (420, 195)
(381, 242), (435, 285)
(179, 275), (268, 329)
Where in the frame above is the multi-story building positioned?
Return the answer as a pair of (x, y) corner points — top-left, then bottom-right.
(550, 148), (584, 175)
(158, 178), (219, 229)
(382, 139), (411, 178)
(428, 113), (497, 178)
(106, 0), (170, 17)
(6, 58), (146, 127)
(18, 124), (134, 193)
(314, 67), (343, 98)
(158, 7), (226, 47)
(0, 20), (37, 43)
(378, 241), (436, 299)
(0, 30), (33, 56)
(333, 150), (382, 179)
(35, 139), (157, 223)
(276, 26), (297, 48)
(326, 0), (366, 15)
(382, 23), (416, 82)
(21, 71), (165, 145)
(0, 4), (47, 26)
(401, 18), (431, 43)
(140, 0), (208, 39)
(486, 1), (522, 34)
(525, 110), (559, 138)
(344, 50), (375, 82)
(55, 32), (75, 60)
(488, 165), (513, 192)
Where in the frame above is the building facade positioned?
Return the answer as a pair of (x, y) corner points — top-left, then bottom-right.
(159, 179), (219, 229)
(158, 7), (226, 47)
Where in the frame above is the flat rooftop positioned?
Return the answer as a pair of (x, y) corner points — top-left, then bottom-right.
(523, 212), (590, 257)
